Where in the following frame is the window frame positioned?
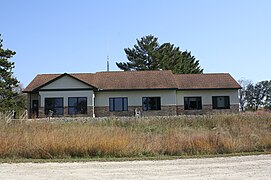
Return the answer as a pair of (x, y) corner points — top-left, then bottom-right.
(212, 96), (230, 109)
(142, 97), (161, 111)
(109, 97), (128, 112)
(184, 97), (202, 110)
(45, 97), (64, 116)
(68, 97), (87, 115)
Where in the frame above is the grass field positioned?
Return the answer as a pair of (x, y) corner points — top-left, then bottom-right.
(0, 112), (270, 159)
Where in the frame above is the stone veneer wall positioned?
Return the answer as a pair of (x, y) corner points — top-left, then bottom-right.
(142, 105), (177, 117)
(94, 105), (177, 117)
(177, 104), (239, 115)
(38, 107), (45, 118)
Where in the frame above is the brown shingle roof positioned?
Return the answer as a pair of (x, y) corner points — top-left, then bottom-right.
(92, 70), (177, 90)
(23, 70), (177, 92)
(69, 73), (96, 87)
(23, 74), (60, 92)
(23, 71), (241, 92)
(174, 73), (241, 90)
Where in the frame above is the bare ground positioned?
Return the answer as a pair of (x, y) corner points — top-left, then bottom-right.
(0, 155), (270, 180)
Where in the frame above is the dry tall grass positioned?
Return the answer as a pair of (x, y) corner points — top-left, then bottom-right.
(0, 112), (270, 159)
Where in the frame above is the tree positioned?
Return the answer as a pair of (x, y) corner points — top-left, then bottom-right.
(13, 83), (27, 115)
(238, 79), (252, 111)
(254, 81), (269, 110)
(239, 79), (271, 111)
(266, 81), (271, 110)
(0, 34), (19, 112)
(116, 35), (160, 71)
(116, 35), (203, 74)
(258, 80), (271, 110)
(176, 51), (203, 74)
(265, 85), (271, 110)
(244, 83), (256, 110)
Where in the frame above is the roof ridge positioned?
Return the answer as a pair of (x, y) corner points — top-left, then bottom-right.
(36, 72), (97, 76)
(174, 73), (230, 76)
(96, 70), (172, 74)
(70, 73), (95, 75)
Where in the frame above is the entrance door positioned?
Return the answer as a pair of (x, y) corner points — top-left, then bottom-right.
(32, 100), (39, 118)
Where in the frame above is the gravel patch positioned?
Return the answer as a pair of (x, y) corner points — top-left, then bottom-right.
(0, 155), (270, 179)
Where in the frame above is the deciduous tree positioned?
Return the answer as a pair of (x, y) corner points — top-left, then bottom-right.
(239, 79), (271, 111)
(238, 79), (252, 111)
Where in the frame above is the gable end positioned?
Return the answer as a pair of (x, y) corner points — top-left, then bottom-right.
(35, 73), (96, 91)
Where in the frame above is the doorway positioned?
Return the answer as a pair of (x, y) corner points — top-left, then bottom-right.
(32, 100), (39, 118)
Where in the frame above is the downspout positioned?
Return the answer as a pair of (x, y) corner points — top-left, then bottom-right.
(92, 93), (95, 118)
(38, 94), (41, 118)
(29, 93), (32, 119)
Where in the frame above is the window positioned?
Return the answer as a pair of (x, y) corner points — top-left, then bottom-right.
(212, 96), (230, 109)
(68, 97), (87, 114)
(109, 97), (128, 111)
(184, 97), (202, 110)
(45, 98), (63, 116)
(142, 97), (161, 111)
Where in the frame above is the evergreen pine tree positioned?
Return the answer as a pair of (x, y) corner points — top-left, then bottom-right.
(116, 35), (203, 74)
(116, 35), (160, 71)
(0, 34), (19, 112)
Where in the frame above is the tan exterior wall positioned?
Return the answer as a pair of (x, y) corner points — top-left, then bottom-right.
(35, 90), (94, 118)
(95, 90), (176, 107)
(38, 106), (93, 118)
(27, 89), (239, 118)
(177, 104), (239, 115)
(39, 90), (94, 107)
(95, 105), (177, 117)
(40, 75), (91, 89)
(176, 89), (239, 106)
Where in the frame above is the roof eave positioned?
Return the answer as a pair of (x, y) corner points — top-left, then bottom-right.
(96, 88), (178, 92)
(177, 87), (241, 90)
(22, 90), (31, 93)
(30, 73), (97, 92)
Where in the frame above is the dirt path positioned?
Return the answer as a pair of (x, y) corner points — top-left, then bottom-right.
(0, 155), (270, 179)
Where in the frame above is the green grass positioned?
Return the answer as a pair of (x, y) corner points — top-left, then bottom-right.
(0, 112), (271, 161)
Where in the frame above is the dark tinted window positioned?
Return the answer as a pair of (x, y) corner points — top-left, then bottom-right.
(212, 96), (230, 109)
(142, 97), (161, 111)
(109, 97), (128, 111)
(68, 97), (87, 114)
(184, 97), (202, 110)
(45, 98), (64, 116)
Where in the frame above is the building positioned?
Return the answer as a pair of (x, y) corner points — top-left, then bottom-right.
(23, 70), (241, 118)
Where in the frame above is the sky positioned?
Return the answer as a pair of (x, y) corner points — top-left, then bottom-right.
(1, 0), (271, 87)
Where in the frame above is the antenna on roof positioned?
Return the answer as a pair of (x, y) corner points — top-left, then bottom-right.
(107, 56), (110, 72)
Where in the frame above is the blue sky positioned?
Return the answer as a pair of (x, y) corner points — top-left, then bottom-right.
(1, 0), (271, 86)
